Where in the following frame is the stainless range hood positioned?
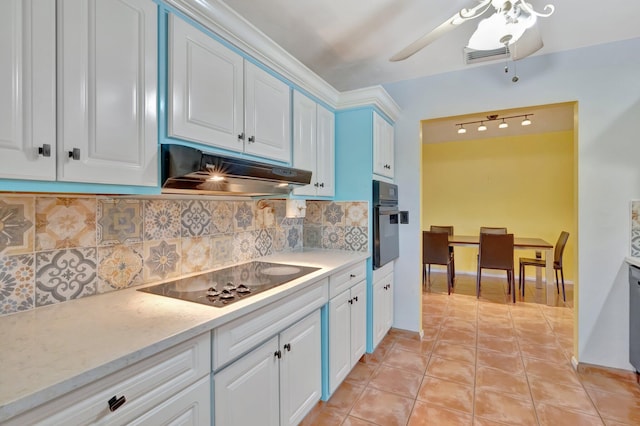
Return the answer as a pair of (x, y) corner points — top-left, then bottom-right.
(161, 144), (312, 196)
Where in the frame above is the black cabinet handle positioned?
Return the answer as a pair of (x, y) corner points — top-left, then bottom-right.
(319, 183), (324, 188)
(108, 395), (126, 412)
(354, 296), (358, 302)
(314, 182), (319, 187)
(68, 148), (80, 160)
(348, 298), (353, 305)
(248, 136), (255, 143)
(38, 144), (51, 157)
(274, 350), (282, 359)
(238, 132), (245, 141)
(350, 274), (356, 278)
(284, 343), (291, 352)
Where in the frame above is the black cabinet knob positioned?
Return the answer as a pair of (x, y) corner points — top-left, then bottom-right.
(108, 395), (126, 412)
(349, 274), (356, 278)
(284, 343), (291, 352)
(348, 298), (353, 305)
(319, 182), (324, 188)
(314, 182), (319, 187)
(248, 135), (255, 143)
(38, 144), (51, 157)
(274, 350), (282, 359)
(354, 296), (358, 302)
(238, 132), (245, 141)
(68, 148), (80, 160)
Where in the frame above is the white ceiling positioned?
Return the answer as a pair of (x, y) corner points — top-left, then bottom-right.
(220, 0), (640, 92)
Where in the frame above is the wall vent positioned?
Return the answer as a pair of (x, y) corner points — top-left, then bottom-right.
(464, 46), (510, 64)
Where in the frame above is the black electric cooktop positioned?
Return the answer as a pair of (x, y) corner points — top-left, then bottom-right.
(138, 261), (320, 307)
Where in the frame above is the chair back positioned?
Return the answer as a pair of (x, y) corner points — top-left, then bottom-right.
(554, 231), (570, 266)
(423, 231), (451, 265)
(430, 225), (453, 236)
(479, 233), (514, 270)
(480, 227), (508, 234)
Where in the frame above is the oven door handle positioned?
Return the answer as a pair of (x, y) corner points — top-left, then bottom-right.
(378, 209), (400, 216)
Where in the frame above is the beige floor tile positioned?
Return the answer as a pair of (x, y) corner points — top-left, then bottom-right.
(368, 365), (423, 398)
(408, 401), (473, 426)
(579, 370), (640, 399)
(587, 388), (640, 425)
(477, 334), (519, 354)
(325, 381), (364, 415)
(394, 336), (435, 354)
(382, 346), (430, 373)
(474, 389), (537, 426)
(342, 416), (379, 426)
(517, 331), (560, 348)
(529, 378), (599, 416)
(535, 403), (604, 426)
(518, 341), (568, 363)
(416, 375), (474, 414)
(523, 356), (582, 387)
(476, 349), (525, 374)
(476, 366), (531, 401)
(432, 340), (476, 364)
(349, 388), (415, 426)
(426, 355), (475, 386)
(345, 361), (378, 387)
(473, 417), (514, 426)
(438, 327), (477, 346)
(298, 406), (346, 425)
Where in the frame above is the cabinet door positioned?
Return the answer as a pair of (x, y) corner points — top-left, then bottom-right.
(244, 61), (291, 163)
(372, 276), (386, 349)
(384, 273), (394, 332)
(316, 104), (335, 197)
(215, 336), (280, 426)
(328, 290), (352, 395)
(350, 280), (367, 368)
(373, 112), (394, 178)
(130, 376), (210, 426)
(292, 91), (317, 196)
(280, 310), (321, 426)
(168, 14), (244, 153)
(57, 0), (157, 186)
(0, 0), (56, 180)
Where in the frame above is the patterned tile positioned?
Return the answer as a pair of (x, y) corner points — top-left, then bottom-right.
(286, 226), (302, 250)
(233, 231), (258, 263)
(0, 254), (35, 314)
(144, 200), (181, 241)
(254, 229), (273, 257)
(97, 244), (143, 293)
(255, 200), (277, 229)
(0, 197), (34, 255)
(323, 202), (345, 226)
(345, 226), (368, 252)
(322, 225), (346, 249)
(97, 199), (143, 246)
(632, 201), (640, 231)
(304, 201), (324, 225)
(303, 225), (322, 248)
(36, 248), (97, 306)
(273, 228), (286, 252)
(234, 201), (256, 231)
(632, 230), (640, 257)
(143, 239), (181, 282)
(36, 197), (96, 250)
(181, 200), (211, 237)
(211, 201), (233, 234)
(182, 236), (211, 274)
(345, 202), (369, 227)
(211, 234), (233, 267)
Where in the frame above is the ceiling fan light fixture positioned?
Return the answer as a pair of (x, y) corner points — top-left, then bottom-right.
(466, 1), (541, 51)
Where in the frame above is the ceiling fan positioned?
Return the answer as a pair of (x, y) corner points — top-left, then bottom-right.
(389, 0), (555, 62)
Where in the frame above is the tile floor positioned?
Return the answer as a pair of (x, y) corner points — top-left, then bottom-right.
(300, 272), (640, 425)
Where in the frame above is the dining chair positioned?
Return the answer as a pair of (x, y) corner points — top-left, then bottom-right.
(430, 225), (455, 283)
(519, 231), (570, 302)
(479, 226), (508, 234)
(477, 233), (515, 303)
(422, 231), (453, 295)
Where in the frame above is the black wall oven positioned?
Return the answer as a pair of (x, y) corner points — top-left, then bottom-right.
(373, 180), (399, 269)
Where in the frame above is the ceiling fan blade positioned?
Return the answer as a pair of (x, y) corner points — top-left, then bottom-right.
(389, 0), (493, 62)
(389, 14), (462, 62)
(510, 24), (543, 60)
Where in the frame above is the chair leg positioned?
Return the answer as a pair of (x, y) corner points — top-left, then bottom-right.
(511, 270), (516, 303)
(451, 252), (455, 287)
(555, 269), (560, 294)
(447, 263), (451, 295)
(506, 270), (511, 294)
(560, 268), (566, 302)
(428, 265), (431, 285)
(422, 264), (426, 290)
(476, 266), (481, 298)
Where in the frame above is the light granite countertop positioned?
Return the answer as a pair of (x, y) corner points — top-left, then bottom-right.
(0, 249), (370, 422)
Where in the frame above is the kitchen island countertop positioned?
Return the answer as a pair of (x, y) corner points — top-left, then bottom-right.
(0, 249), (369, 422)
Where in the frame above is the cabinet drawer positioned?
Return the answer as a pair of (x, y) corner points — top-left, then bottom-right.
(329, 262), (366, 298)
(6, 333), (210, 426)
(373, 261), (394, 283)
(213, 278), (328, 371)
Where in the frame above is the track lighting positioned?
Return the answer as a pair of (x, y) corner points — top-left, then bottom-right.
(455, 113), (533, 134)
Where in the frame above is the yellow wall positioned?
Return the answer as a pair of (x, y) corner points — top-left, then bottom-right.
(422, 130), (575, 281)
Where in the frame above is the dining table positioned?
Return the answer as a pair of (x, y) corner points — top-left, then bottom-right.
(448, 235), (555, 305)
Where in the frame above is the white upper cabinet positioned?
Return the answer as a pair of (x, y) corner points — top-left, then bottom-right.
(0, 0), (56, 180)
(169, 15), (291, 163)
(57, 0), (158, 186)
(373, 111), (394, 178)
(292, 91), (334, 196)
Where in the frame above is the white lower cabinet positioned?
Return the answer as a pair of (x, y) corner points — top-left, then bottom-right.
(372, 262), (394, 349)
(4, 333), (211, 426)
(214, 310), (321, 426)
(328, 279), (366, 394)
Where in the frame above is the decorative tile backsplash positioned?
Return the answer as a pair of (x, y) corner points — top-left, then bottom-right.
(631, 201), (640, 256)
(0, 195), (368, 316)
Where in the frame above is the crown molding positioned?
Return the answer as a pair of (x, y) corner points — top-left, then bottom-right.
(166, 0), (340, 107)
(337, 86), (402, 122)
(165, 0), (401, 121)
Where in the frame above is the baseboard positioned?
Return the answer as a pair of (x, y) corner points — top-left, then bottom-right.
(574, 360), (637, 382)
